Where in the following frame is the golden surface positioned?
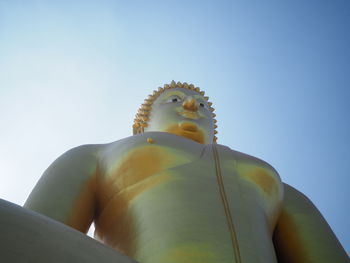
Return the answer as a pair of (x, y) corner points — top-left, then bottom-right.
(66, 175), (96, 233)
(273, 184), (349, 263)
(93, 132), (283, 263)
(24, 84), (348, 262)
(133, 81), (218, 140)
(143, 87), (215, 144)
(165, 123), (205, 144)
(24, 132), (348, 262)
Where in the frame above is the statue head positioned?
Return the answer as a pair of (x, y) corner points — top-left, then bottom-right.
(133, 81), (218, 144)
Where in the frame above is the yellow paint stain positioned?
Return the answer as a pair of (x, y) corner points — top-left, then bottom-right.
(247, 168), (277, 195)
(237, 164), (278, 196)
(98, 144), (191, 210)
(66, 175), (96, 233)
(273, 209), (308, 262)
(95, 145), (189, 257)
(96, 176), (171, 257)
(165, 123), (205, 144)
(96, 172), (171, 249)
(110, 145), (171, 189)
(96, 145), (172, 217)
(95, 194), (136, 256)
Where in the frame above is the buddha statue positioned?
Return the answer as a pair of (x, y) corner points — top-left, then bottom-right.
(6, 81), (347, 262)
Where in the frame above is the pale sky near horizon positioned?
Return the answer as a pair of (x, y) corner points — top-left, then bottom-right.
(0, 0), (349, 255)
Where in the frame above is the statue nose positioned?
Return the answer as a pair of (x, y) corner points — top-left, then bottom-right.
(182, 97), (199, 112)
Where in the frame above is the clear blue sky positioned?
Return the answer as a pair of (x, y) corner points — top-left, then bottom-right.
(0, 0), (349, 254)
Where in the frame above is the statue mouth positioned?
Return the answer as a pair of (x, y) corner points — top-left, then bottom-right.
(178, 110), (200, 120)
(178, 121), (198, 132)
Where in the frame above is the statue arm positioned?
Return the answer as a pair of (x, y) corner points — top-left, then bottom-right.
(1, 199), (138, 263)
(273, 183), (348, 262)
(24, 144), (99, 233)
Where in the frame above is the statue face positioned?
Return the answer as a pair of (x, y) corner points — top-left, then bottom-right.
(144, 88), (215, 144)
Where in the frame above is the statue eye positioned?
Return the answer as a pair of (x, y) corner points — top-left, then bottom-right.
(167, 96), (182, 103)
(199, 103), (205, 107)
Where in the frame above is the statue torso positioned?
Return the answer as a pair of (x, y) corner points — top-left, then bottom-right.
(94, 132), (283, 263)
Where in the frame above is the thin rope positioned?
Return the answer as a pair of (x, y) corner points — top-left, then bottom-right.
(212, 144), (242, 263)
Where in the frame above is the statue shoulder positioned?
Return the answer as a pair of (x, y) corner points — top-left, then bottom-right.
(97, 134), (153, 159)
(275, 183), (349, 262)
(216, 144), (279, 176)
(53, 135), (145, 163)
(282, 183), (311, 203)
(62, 135), (144, 160)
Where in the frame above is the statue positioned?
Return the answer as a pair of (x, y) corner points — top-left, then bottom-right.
(1, 81), (347, 262)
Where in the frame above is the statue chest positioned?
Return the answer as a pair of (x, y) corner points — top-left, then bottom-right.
(94, 134), (283, 263)
(97, 136), (283, 218)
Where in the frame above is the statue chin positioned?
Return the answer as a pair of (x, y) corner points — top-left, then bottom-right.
(164, 123), (206, 144)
